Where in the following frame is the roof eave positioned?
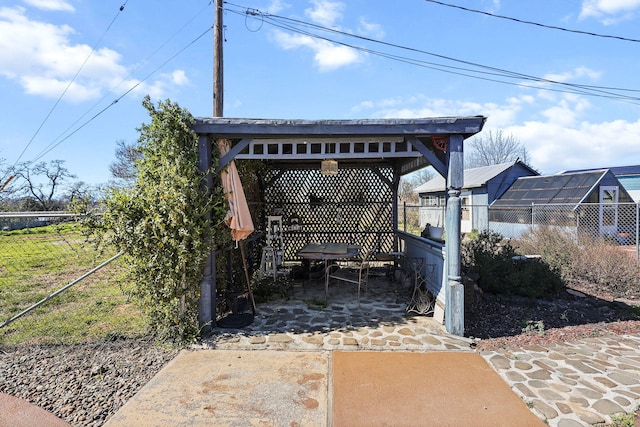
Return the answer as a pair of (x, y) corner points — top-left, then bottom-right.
(192, 116), (487, 139)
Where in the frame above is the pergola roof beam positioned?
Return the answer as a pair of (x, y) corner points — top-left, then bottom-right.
(193, 117), (485, 138)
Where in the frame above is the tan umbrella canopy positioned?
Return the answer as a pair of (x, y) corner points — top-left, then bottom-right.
(217, 139), (256, 315)
(218, 140), (254, 241)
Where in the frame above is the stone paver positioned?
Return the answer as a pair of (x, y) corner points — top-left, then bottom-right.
(203, 299), (469, 351)
(198, 277), (640, 426)
(482, 335), (640, 426)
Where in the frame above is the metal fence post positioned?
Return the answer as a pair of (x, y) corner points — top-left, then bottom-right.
(636, 202), (639, 263)
(531, 202), (535, 228)
(403, 201), (407, 232)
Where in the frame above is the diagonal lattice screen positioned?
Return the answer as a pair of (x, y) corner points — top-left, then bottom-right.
(262, 165), (395, 260)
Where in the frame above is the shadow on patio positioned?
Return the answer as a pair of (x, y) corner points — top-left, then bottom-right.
(201, 271), (474, 352)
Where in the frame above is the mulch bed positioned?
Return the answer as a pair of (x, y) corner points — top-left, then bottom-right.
(464, 283), (640, 352)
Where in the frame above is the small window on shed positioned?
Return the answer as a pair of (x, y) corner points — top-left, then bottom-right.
(422, 195), (440, 206)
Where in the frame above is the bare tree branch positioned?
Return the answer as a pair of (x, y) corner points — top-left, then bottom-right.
(12, 160), (76, 211)
(109, 140), (141, 183)
(466, 130), (531, 169)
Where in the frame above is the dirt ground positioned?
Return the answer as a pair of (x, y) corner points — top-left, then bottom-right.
(465, 281), (640, 352)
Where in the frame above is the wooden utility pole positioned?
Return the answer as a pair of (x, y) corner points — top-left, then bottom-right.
(214, 0), (224, 117)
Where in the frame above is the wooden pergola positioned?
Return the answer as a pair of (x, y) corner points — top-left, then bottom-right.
(193, 116), (486, 336)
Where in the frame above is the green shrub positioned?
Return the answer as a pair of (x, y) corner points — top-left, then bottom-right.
(465, 228), (480, 240)
(508, 257), (564, 298)
(87, 97), (226, 343)
(462, 230), (564, 298)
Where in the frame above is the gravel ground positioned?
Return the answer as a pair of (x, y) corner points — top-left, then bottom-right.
(0, 337), (178, 426)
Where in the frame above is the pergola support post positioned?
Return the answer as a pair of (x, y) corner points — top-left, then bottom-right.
(198, 134), (216, 332)
(445, 134), (464, 336)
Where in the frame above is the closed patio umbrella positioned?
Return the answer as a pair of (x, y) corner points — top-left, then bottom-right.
(218, 139), (256, 316)
(218, 140), (254, 240)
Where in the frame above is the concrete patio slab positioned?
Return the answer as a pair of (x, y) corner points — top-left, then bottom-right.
(103, 349), (545, 427)
(104, 349), (329, 427)
(331, 351), (545, 427)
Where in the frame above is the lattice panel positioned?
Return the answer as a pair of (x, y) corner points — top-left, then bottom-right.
(261, 166), (395, 260)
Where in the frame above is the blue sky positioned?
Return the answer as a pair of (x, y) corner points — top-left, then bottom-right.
(1, 0), (640, 186)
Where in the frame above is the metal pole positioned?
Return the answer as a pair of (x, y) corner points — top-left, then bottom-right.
(636, 203), (640, 264)
(240, 241), (257, 315)
(1, 252), (123, 328)
(531, 202), (535, 228)
(403, 201), (407, 232)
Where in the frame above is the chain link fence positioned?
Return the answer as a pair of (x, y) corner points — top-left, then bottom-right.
(407, 202), (640, 261)
(0, 212), (140, 343)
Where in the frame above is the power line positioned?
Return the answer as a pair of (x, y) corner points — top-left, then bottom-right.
(29, 25), (214, 164)
(225, 4), (640, 104)
(424, 0), (640, 44)
(264, 15), (640, 103)
(9, 2), (130, 174)
(31, 1), (213, 166)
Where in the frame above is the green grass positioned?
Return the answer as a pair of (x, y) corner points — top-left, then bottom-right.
(609, 412), (635, 427)
(0, 223), (148, 345)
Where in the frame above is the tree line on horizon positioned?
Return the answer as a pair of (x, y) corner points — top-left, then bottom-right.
(0, 140), (140, 212)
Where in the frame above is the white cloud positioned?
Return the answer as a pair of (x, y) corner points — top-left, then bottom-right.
(23, 0), (74, 12)
(270, 1), (372, 71)
(0, 7), (183, 102)
(509, 118), (640, 174)
(353, 88), (640, 175)
(485, 0), (501, 14)
(305, 0), (344, 27)
(266, 0), (290, 14)
(21, 77), (101, 100)
(358, 17), (384, 38)
(543, 67), (602, 83)
(273, 31), (313, 50)
(131, 70), (189, 99)
(313, 42), (360, 70)
(273, 30), (361, 71)
(492, 93), (636, 174)
(170, 70), (188, 86)
(352, 94), (520, 125)
(580, 0), (640, 21)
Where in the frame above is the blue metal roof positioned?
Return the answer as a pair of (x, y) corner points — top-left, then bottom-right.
(561, 165), (640, 176)
(414, 161), (536, 193)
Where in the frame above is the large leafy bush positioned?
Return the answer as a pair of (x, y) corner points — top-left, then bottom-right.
(92, 97), (225, 342)
(462, 230), (564, 298)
